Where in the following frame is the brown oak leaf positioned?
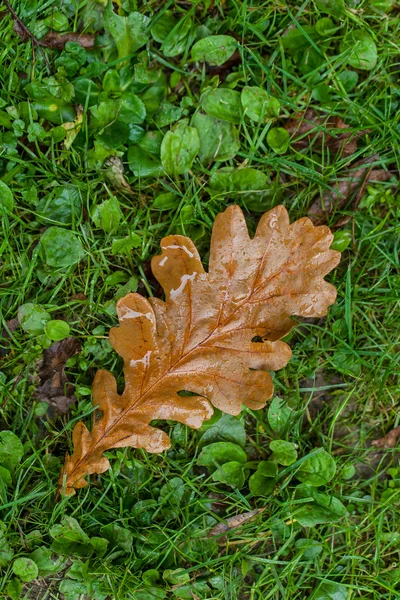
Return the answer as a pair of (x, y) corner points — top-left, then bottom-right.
(60, 205), (340, 495)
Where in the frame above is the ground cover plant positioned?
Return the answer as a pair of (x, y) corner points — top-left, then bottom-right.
(0, 0), (399, 598)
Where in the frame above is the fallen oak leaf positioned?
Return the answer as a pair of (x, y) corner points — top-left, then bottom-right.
(371, 426), (400, 449)
(59, 205), (340, 495)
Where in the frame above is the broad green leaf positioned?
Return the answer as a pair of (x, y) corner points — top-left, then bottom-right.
(0, 466), (11, 487)
(197, 442), (247, 472)
(111, 234), (141, 255)
(330, 351), (361, 377)
(36, 185), (82, 225)
(0, 431), (24, 473)
(296, 450), (337, 486)
(163, 568), (190, 585)
(136, 588), (167, 600)
(258, 461), (279, 478)
(160, 477), (185, 506)
(331, 230), (352, 252)
(118, 92), (147, 124)
(0, 539), (13, 568)
(104, 1), (150, 62)
(128, 146), (163, 177)
(315, 0), (346, 17)
(315, 17), (338, 36)
(208, 167), (280, 213)
(294, 486), (347, 527)
(0, 180), (14, 211)
(91, 196), (123, 234)
(160, 17), (193, 57)
(31, 99), (76, 124)
(30, 546), (66, 576)
(269, 440), (298, 466)
(337, 70), (359, 92)
(212, 461), (246, 488)
(191, 112), (240, 163)
(281, 25), (320, 51)
(140, 74), (167, 117)
(267, 127), (290, 154)
(151, 11), (176, 43)
(295, 538), (323, 559)
(50, 517), (93, 557)
(90, 537), (109, 558)
(314, 581), (348, 600)
(340, 30), (377, 70)
(268, 397), (295, 436)
(40, 227), (85, 268)
(241, 87), (280, 122)
(249, 462), (278, 496)
(153, 193), (180, 210)
(74, 78), (101, 105)
(191, 35), (237, 66)
(12, 557), (39, 583)
(59, 579), (88, 599)
(202, 88), (242, 124)
(18, 303), (51, 336)
(90, 100), (119, 130)
(6, 579), (22, 600)
(44, 320), (71, 342)
(154, 101), (182, 128)
(101, 523), (133, 553)
(161, 120), (200, 175)
(198, 413), (246, 448)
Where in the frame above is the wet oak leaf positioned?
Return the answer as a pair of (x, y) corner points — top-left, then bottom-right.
(60, 205), (340, 494)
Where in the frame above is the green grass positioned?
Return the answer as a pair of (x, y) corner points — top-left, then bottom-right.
(0, 0), (400, 598)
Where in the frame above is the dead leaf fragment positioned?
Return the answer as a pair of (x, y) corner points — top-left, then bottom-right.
(308, 154), (390, 223)
(36, 337), (81, 416)
(372, 426), (400, 449)
(208, 509), (265, 538)
(60, 205), (340, 495)
(285, 109), (367, 158)
(40, 31), (95, 49)
(0, 318), (19, 357)
(103, 156), (135, 196)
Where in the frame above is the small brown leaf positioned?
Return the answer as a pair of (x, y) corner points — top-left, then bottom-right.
(36, 337), (81, 416)
(285, 108), (366, 157)
(308, 154), (390, 224)
(208, 509), (265, 538)
(60, 205), (340, 495)
(372, 426), (400, 449)
(41, 31), (95, 49)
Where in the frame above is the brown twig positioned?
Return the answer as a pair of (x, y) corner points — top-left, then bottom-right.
(1, 0), (51, 71)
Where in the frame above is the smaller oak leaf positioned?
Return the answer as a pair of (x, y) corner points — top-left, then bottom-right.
(60, 205), (340, 495)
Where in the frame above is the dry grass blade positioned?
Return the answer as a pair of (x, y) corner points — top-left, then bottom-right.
(59, 205), (340, 495)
